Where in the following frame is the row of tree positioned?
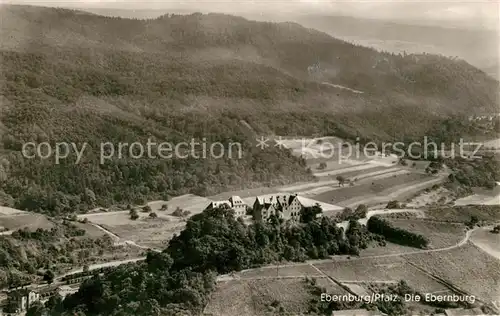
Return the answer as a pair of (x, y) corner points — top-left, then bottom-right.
(367, 216), (429, 249)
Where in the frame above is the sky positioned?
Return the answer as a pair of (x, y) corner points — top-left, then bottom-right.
(2, 0), (499, 29)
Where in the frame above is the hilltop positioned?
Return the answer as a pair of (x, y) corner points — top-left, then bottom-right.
(0, 5), (498, 214)
(288, 14), (499, 80)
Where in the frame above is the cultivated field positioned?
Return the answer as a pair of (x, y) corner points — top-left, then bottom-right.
(339, 176), (446, 208)
(316, 277), (350, 295)
(313, 256), (448, 294)
(205, 278), (315, 316)
(358, 242), (426, 257)
(311, 173), (430, 204)
(404, 243), (500, 303)
(235, 264), (322, 279)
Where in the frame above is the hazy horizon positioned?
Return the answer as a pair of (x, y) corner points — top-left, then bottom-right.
(2, 0), (499, 30)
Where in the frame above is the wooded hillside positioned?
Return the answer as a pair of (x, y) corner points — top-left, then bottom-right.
(0, 5), (498, 214)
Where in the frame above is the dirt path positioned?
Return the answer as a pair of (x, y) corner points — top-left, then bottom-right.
(321, 82), (364, 94)
(57, 257), (146, 280)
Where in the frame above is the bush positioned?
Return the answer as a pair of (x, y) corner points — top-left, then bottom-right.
(142, 205), (152, 213)
(129, 209), (139, 220)
(386, 201), (400, 209)
(492, 225), (500, 234)
(172, 207), (190, 217)
(149, 212), (158, 218)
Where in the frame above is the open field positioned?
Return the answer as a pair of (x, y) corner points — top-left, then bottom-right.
(314, 163), (384, 177)
(470, 227), (500, 260)
(204, 278), (314, 316)
(0, 206), (26, 216)
(425, 205), (500, 224)
(406, 187), (455, 208)
(454, 193), (500, 206)
(313, 256), (448, 294)
(77, 194), (218, 248)
(358, 242), (423, 257)
(234, 264), (323, 280)
(340, 176), (446, 208)
(311, 173), (430, 204)
(386, 219), (465, 249)
(79, 211), (187, 249)
(0, 213), (54, 232)
(404, 243), (500, 303)
(481, 137), (500, 149)
(147, 194), (213, 215)
(208, 187), (281, 201)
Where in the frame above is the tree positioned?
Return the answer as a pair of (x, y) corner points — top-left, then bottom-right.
(386, 201), (400, 209)
(492, 225), (500, 234)
(318, 162), (327, 170)
(467, 215), (479, 228)
(43, 270), (54, 284)
(172, 207), (184, 217)
(129, 209), (139, 220)
(336, 175), (346, 187)
(354, 204), (368, 218)
(142, 205), (152, 212)
(149, 212), (158, 219)
(26, 301), (46, 316)
(300, 205), (322, 223)
(160, 204), (168, 211)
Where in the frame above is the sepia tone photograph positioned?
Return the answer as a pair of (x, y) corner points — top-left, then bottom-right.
(0, 0), (499, 315)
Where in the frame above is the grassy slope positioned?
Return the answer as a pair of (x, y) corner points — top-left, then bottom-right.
(0, 5), (498, 214)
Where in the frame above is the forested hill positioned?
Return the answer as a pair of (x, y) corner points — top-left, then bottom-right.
(0, 5), (498, 214)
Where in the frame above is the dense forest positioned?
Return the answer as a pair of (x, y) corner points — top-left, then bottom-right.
(0, 5), (498, 215)
(0, 223), (119, 289)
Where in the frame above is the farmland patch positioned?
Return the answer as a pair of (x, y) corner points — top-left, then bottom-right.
(404, 243), (500, 302)
(313, 256), (448, 294)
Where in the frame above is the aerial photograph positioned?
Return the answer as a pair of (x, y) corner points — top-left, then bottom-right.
(0, 0), (499, 315)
